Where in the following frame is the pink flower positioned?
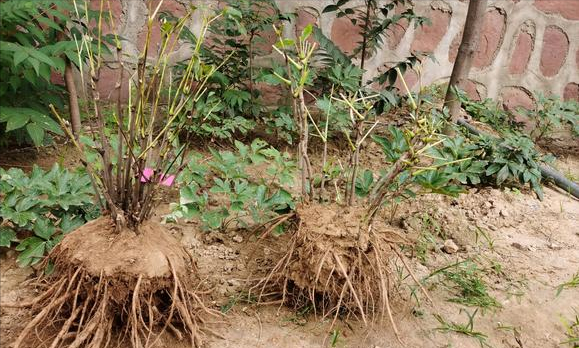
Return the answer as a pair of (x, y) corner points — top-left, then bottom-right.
(140, 167), (175, 187)
(160, 174), (175, 187)
(140, 167), (154, 183)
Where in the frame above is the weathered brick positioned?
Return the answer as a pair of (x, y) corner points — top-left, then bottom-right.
(563, 83), (579, 101)
(534, 0), (579, 20)
(540, 26), (569, 77)
(411, 3), (451, 53)
(509, 31), (534, 75)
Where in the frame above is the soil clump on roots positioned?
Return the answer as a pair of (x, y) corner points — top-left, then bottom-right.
(10, 216), (216, 348)
(254, 204), (419, 336)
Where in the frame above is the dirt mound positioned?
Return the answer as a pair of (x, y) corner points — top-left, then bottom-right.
(58, 217), (189, 278)
(8, 216), (217, 348)
(253, 204), (416, 338)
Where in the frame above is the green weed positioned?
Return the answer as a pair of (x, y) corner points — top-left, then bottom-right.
(329, 329), (340, 347)
(283, 305), (313, 326)
(434, 309), (490, 347)
(557, 273), (579, 296)
(427, 260), (501, 310)
(220, 292), (258, 314)
(473, 226), (495, 251)
(0, 164), (98, 267)
(560, 312), (579, 347)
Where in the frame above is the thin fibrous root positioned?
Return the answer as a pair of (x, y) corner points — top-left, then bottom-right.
(254, 224), (399, 331)
(13, 265), (217, 348)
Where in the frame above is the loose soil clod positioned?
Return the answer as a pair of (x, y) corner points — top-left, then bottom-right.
(253, 204), (414, 338)
(9, 217), (217, 348)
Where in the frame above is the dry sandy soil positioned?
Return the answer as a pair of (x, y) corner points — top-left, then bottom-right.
(1, 150), (578, 348)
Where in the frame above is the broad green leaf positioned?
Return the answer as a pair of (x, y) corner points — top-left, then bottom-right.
(180, 185), (199, 205)
(16, 237), (47, 267)
(0, 227), (17, 247)
(33, 218), (55, 240)
(5, 112), (30, 132)
(13, 50), (28, 66)
(496, 165), (510, 185)
(29, 112), (63, 135)
(29, 57), (40, 75)
(15, 196), (37, 212)
(26, 122), (45, 146)
(60, 213), (85, 233)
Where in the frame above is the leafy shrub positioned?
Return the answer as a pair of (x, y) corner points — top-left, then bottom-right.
(370, 125), (465, 201)
(0, 0), (98, 145)
(318, 0), (428, 93)
(520, 92), (579, 141)
(0, 164), (98, 266)
(262, 105), (297, 144)
(181, 90), (256, 140)
(167, 139), (296, 231)
(175, 1), (288, 140)
(457, 90), (521, 133)
(433, 132), (548, 199)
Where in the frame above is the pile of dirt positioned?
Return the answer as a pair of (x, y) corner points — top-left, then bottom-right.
(7, 217), (217, 348)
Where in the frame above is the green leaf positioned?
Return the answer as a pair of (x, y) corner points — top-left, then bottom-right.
(37, 16), (62, 31)
(29, 57), (40, 75)
(275, 38), (295, 49)
(0, 227), (18, 247)
(180, 185), (200, 205)
(60, 213), (85, 233)
(13, 50), (28, 66)
(5, 112), (30, 131)
(485, 163), (502, 176)
(15, 196), (37, 212)
(202, 209), (228, 230)
(322, 5), (340, 13)
(33, 218), (56, 240)
(28, 48), (58, 68)
(300, 24), (313, 42)
(26, 122), (45, 146)
(496, 165), (509, 185)
(16, 237), (47, 267)
(29, 111), (63, 135)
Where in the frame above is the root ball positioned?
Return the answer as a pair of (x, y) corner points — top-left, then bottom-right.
(254, 204), (409, 332)
(13, 217), (216, 348)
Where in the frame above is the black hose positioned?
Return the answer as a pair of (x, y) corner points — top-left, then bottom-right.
(456, 118), (579, 200)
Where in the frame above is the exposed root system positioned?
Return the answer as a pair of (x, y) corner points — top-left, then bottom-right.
(10, 217), (217, 348)
(253, 204), (421, 338)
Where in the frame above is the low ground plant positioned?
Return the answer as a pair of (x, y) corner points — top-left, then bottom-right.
(167, 139), (296, 231)
(520, 92), (579, 141)
(0, 164), (98, 267)
(434, 130), (548, 199)
(424, 260), (500, 310)
(557, 273), (579, 296)
(434, 309), (490, 347)
(560, 312), (579, 347)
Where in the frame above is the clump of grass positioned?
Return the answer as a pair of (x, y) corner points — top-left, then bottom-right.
(473, 226), (495, 251)
(427, 260), (501, 310)
(415, 229), (436, 264)
(560, 312), (579, 347)
(434, 309), (490, 347)
(557, 273), (579, 296)
(329, 329), (341, 347)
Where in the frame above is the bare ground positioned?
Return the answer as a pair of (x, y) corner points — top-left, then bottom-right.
(1, 154), (578, 348)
